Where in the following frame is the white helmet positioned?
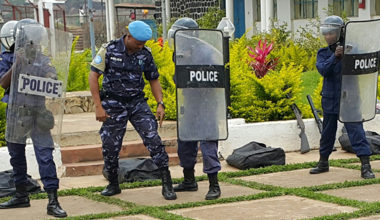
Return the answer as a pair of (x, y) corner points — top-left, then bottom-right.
(0, 20), (17, 50)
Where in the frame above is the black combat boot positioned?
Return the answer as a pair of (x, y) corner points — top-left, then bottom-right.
(173, 168), (198, 192)
(205, 173), (221, 200)
(46, 189), (67, 218)
(101, 176), (121, 196)
(310, 156), (329, 174)
(360, 156), (375, 179)
(0, 185), (30, 209)
(161, 169), (177, 200)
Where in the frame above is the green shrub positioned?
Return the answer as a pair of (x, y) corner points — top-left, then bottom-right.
(229, 35), (312, 122)
(271, 40), (316, 72)
(0, 87), (6, 146)
(197, 6), (226, 29)
(66, 37), (92, 92)
(143, 41), (177, 120)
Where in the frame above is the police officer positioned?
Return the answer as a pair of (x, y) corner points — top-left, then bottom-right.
(310, 15), (375, 179)
(89, 21), (177, 200)
(168, 17), (222, 200)
(0, 19), (67, 218)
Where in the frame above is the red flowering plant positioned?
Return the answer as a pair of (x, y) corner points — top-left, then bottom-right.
(247, 40), (279, 79)
(157, 37), (164, 47)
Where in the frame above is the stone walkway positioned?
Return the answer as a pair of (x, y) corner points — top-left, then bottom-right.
(5, 149), (380, 220)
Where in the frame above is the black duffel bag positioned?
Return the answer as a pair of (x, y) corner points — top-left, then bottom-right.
(226, 141), (286, 170)
(103, 158), (162, 183)
(339, 130), (380, 155)
(0, 170), (41, 198)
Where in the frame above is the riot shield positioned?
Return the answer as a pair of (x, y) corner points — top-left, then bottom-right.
(174, 29), (228, 141)
(339, 19), (380, 123)
(5, 24), (73, 147)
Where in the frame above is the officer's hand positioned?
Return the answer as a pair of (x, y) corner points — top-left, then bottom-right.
(335, 46), (343, 58)
(95, 106), (110, 122)
(156, 105), (165, 127)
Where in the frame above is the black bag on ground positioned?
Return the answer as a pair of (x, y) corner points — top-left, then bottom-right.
(0, 170), (42, 198)
(102, 158), (162, 183)
(226, 141), (286, 170)
(339, 131), (380, 155)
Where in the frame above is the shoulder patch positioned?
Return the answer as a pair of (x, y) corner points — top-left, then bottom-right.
(94, 55), (102, 64)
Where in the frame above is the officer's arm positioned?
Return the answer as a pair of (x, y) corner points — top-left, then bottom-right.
(0, 68), (12, 89)
(316, 49), (338, 77)
(144, 52), (163, 102)
(149, 79), (163, 103)
(0, 55), (13, 89)
(89, 46), (107, 109)
(89, 71), (102, 109)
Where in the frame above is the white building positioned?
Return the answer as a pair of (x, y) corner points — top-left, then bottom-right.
(225, 0), (380, 38)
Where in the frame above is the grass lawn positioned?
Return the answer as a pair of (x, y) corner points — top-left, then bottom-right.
(299, 70), (321, 106)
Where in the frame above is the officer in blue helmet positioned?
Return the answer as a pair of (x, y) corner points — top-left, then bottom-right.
(310, 15), (375, 179)
(168, 17), (222, 200)
(0, 19), (67, 218)
(89, 21), (177, 200)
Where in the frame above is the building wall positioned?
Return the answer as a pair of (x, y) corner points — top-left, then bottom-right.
(247, 0), (380, 38)
(154, 0), (221, 24)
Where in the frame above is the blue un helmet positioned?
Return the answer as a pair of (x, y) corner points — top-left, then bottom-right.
(168, 17), (199, 49)
(320, 15), (345, 45)
(0, 20), (18, 51)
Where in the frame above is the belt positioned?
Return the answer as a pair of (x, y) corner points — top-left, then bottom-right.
(100, 90), (144, 103)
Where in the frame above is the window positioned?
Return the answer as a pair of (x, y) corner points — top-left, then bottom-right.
(256, 0), (277, 21)
(294, 0), (318, 19)
(257, 0), (261, 21)
(333, 0), (359, 17)
(274, 0), (277, 20)
(376, 0), (380, 15)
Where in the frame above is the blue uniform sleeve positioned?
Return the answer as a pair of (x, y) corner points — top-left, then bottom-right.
(144, 53), (159, 80)
(316, 48), (339, 77)
(0, 53), (13, 79)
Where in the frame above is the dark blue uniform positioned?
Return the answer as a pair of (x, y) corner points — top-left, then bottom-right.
(316, 46), (372, 158)
(0, 51), (59, 190)
(91, 36), (169, 180)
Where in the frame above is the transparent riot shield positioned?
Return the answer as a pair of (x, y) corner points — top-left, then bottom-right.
(174, 29), (228, 141)
(5, 24), (73, 147)
(339, 19), (380, 123)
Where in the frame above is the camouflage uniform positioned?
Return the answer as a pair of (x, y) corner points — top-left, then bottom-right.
(91, 36), (169, 180)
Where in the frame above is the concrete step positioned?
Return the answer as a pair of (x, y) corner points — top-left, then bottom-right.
(61, 138), (178, 163)
(63, 152), (200, 177)
(54, 113), (177, 147)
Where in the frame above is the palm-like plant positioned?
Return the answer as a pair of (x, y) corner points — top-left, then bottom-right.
(247, 40), (279, 79)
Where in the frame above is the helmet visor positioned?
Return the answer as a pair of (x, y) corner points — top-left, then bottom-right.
(320, 25), (341, 45)
(1, 37), (14, 50)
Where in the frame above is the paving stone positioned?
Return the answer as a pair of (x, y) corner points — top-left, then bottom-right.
(113, 181), (263, 206)
(2, 196), (123, 220)
(104, 215), (159, 220)
(321, 184), (380, 202)
(286, 149), (356, 164)
(352, 214), (380, 220)
(351, 160), (380, 170)
(59, 175), (109, 189)
(169, 195), (358, 220)
(237, 168), (376, 188)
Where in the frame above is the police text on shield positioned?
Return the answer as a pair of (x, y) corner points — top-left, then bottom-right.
(190, 71), (219, 82)
(354, 57), (377, 70)
(21, 78), (60, 95)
